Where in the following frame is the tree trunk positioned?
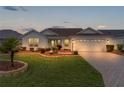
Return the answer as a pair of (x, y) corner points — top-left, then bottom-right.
(10, 51), (14, 67)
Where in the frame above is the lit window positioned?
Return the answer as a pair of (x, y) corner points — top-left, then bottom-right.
(80, 40), (82, 42)
(57, 40), (61, 45)
(51, 40), (55, 47)
(64, 39), (70, 46)
(49, 39), (62, 47)
(91, 40), (94, 42)
(28, 38), (39, 47)
(107, 40), (110, 43)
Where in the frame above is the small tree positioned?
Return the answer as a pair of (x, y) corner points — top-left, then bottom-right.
(117, 44), (124, 51)
(0, 38), (20, 67)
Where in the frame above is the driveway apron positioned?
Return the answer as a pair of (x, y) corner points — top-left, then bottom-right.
(79, 52), (124, 87)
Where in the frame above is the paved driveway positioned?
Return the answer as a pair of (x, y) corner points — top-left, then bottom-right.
(79, 52), (124, 87)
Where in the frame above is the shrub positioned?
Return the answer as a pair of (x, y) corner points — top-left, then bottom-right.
(73, 51), (78, 55)
(21, 47), (26, 51)
(117, 44), (124, 51)
(106, 45), (114, 52)
(45, 48), (51, 51)
(41, 48), (46, 53)
(0, 37), (20, 67)
(52, 47), (58, 51)
(56, 45), (62, 50)
(52, 47), (58, 54)
(30, 48), (34, 52)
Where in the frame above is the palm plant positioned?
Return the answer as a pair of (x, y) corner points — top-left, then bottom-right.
(0, 38), (21, 67)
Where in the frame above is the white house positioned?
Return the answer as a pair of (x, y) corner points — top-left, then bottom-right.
(0, 27), (124, 52)
(21, 27), (124, 52)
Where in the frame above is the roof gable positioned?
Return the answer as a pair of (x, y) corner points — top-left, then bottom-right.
(24, 29), (40, 36)
(77, 27), (104, 35)
(41, 29), (58, 35)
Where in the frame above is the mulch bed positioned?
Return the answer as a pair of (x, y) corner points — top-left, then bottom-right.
(0, 61), (24, 71)
(112, 51), (124, 56)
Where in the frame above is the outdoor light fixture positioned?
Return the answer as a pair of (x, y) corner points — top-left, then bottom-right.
(107, 40), (110, 43)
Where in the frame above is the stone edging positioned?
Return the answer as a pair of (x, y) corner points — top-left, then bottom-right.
(0, 60), (28, 77)
(40, 53), (78, 58)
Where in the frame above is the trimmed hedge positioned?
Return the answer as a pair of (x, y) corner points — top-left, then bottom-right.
(73, 51), (78, 55)
(117, 44), (124, 51)
(106, 45), (114, 52)
(40, 48), (46, 53)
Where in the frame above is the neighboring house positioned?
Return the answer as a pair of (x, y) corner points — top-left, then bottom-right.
(0, 29), (22, 44)
(22, 27), (124, 52)
(22, 29), (48, 51)
(0, 28), (124, 52)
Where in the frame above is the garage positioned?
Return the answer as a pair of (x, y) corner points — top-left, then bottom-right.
(74, 39), (107, 52)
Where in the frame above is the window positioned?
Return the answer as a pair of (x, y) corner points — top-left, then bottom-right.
(57, 40), (61, 45)
(79, 40), (83, 42)
(51, 40), (55, 47)
(49, 39), (62, 47)
(64, 39), (70, 46)
(98, 40), (101, 42)
(28, 38), (39, 47)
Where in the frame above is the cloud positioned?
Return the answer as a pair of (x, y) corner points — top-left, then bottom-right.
(3, 6), (18, 11)
(97, 25), (107, 29)
(64, 21), (70, 23)
(2, 6), (27, 12)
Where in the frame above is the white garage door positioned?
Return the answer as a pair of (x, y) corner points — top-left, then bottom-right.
(75, 39), (106, 52)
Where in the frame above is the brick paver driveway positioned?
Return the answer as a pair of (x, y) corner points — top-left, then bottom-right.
(79, 52), (124, 87)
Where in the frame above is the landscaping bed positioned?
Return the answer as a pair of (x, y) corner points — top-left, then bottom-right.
(0, 61), (24, 71)
(40, 53), (74, 57)
(0, 60), (28, 77)
(112, 51), (124, 56)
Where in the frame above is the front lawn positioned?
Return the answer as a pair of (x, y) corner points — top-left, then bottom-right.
(0, 53), (104, 87)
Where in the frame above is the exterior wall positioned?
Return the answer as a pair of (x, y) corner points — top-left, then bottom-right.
(70, 35), (116, 51)
(22, 32), (48, 51)
(116, 36), (124, 44)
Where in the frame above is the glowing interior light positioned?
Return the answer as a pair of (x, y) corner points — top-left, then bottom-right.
(107, 40), (110, 43)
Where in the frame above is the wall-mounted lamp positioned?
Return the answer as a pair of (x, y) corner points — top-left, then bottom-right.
(107, 40), (110, 43)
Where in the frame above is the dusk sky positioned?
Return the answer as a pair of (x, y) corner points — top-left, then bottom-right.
(0, 6), (124, 33)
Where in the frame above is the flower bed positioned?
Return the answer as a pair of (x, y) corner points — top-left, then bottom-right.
(39, 49), (74, 57)
(112, 51), (124, 56)
(58, 49), (73, 55)
(40, 53), (75, 58)
(0, 60), (28, 77)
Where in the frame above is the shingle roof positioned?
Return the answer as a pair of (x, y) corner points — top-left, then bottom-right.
(42, 28), (83, 36)
(0, 29), (22, 39)
(99, 30), (124, 37)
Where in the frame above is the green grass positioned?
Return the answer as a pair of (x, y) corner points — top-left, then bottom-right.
(0, 53), (104, 87)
